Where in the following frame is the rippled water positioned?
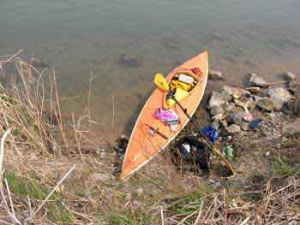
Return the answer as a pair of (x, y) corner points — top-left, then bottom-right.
(1, 0), (300, 138)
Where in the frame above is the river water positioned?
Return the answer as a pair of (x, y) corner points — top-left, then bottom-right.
(1, 0), (300, 139)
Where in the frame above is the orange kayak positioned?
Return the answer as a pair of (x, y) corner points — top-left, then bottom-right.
(120, 51), (209, 180)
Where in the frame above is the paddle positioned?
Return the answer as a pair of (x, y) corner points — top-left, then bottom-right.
(144, 123), (168, 140)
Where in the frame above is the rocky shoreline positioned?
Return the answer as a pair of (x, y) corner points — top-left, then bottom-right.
(114, 69), (300, 178)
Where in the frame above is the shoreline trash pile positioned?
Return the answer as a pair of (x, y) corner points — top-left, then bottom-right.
(207, 72), (298, 136)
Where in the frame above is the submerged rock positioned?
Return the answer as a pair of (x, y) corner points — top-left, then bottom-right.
(248, 73), (268, 87)
(118, 54), (142, 68)
(30, 57), (49, 68)
(268, 87), (292, 110)
(208, 69), (224, 80)
(282, 72), (296, 81)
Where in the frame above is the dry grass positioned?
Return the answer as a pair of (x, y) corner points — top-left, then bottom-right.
(0, 51), (298, 225)
(163, 176), (299, 225)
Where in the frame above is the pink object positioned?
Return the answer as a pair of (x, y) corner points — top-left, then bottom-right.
(154, 108), (178, 122)
(243, 113), (253, 122)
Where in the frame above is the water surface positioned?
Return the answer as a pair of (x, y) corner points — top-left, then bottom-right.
(1, 0), (300, 138)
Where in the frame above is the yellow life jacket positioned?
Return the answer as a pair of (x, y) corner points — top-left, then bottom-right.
(166, 88), (189, 108)
(170, 80), (193, 91)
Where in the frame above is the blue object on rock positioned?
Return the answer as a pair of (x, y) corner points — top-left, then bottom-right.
(200, 126), (220, 143)
(249, 119), (263, 129)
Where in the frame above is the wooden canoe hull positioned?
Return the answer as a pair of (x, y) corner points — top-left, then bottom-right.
(120, 51), (209, 180)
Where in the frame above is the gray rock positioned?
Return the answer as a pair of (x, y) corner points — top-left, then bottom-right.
(212, 113), (224, 121)
(222, 85), (250, 99)
(268, 87), (292, 110)
(227, 113), (243, 126)
(211, 120), (220, 130)
(248, 73), (268, 87)
(256, 98), (276, 112)
(208, 91), (227, 108)
(210, 106), (224, 116)
(286, 97), (300, 116)
(288, 81), (299, 94)
(226, 124), (241, 133)
(282, 72), (296, 81)
(224, 103), (236, 112)
(208, 69), (224, 80)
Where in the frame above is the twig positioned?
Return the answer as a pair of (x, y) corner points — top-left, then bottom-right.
(5, 178), (16, 217)
(112, 95), (115, 129)
(193, 200), (204, 225)
(27, 195), (33, 219)
(28, 164), (76, 220)
(0, 128), (12, 181)
(239, 216), (251, 225)
(0, 219), (13, 225)
(177, 209), (198, 225)
(0, 182), (22, 225)
(0, 49), (23, 65)
(160, 206), (164, 225)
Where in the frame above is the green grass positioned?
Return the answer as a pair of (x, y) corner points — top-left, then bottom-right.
(5, 171), (48, 199)
(272, 156), (300, 176)
(105, 210), (155, 225)
(47, 203), (75, 225)
(5, 171), (75, 224)
(167, 190), (205, 216)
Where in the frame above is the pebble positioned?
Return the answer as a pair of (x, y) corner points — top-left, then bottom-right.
(228, 113), (243, 125)
(242, 112), (253, 122)
(136, 188), (144, 196)
(208, 69), (224, 80)
(226, 124), (241, 133)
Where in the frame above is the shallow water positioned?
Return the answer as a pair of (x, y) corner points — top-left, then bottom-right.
(1, 0), (300, 139)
